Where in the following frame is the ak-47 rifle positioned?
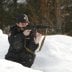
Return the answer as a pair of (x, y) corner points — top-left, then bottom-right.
(24, 24), (49, 30)
(22, 24), (49, 38)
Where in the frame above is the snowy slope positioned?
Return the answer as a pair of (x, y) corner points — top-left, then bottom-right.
(32, 35), (72, 72)
(0, 29), (72, 72)
(0, 59), (42, 72)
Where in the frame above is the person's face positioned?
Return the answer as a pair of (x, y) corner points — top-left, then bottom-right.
(16, 22), (29, 28)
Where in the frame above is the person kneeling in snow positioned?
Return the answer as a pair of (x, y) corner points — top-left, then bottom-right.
(5, 14), (42, 67)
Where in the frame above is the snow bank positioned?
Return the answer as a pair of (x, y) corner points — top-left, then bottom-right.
(0, 59), (42, 72)
(0, 29), (9, 59)
(32, 35), (72, 72)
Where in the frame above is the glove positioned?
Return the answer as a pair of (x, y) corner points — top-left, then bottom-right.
(34, 32), (42, 44)
(23, 30), (31, 36)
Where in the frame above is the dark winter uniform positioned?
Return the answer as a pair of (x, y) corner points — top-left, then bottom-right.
(5, 25), (39, 67)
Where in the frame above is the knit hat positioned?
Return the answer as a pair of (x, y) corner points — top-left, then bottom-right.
(16, 14), (29, 23)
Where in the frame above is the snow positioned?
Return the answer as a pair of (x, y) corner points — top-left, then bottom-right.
(32, 35), (72, 72)
(0, 59), (42, 72)
(0, 29), (72, 72)
(0, 29), (9, 59)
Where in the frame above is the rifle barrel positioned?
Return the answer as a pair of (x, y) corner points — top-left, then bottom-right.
(26, 24), (49, 29)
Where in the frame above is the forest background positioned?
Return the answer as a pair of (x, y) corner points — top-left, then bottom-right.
(0, 0), (72, 36)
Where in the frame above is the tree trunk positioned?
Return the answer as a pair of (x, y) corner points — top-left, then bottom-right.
(55, 0), (62, 33)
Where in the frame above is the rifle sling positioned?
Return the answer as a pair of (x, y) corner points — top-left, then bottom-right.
(24, 38), (35, 55)
(38, 36), (46, 51)
(24, 45), (35, 55)
(38, 29), (47, 51)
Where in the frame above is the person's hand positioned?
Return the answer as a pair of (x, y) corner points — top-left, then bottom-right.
(34, 32), (42, 44)
(23, 30), (31, 36)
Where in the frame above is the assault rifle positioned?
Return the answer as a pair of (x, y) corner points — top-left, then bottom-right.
(23, 24), (49, 37)
(23, 24), (49, 30)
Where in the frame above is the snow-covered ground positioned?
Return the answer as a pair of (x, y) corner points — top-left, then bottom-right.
(0, 29), (72, 72)
(0, 59), (42, 72)
(32, 35), (72, 72)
